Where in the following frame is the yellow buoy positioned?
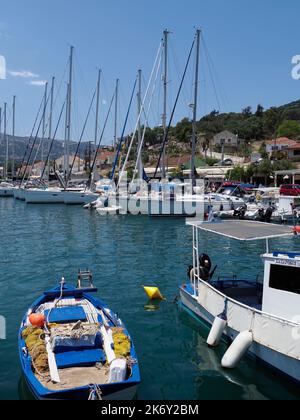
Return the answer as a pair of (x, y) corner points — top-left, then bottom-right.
(143, 286), (165, 301)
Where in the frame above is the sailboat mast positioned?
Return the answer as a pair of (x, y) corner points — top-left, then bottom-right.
(41, 82), (48, 171)
(65, 46), (74, 183)
(48, 77), (55, 140)
(4, 102), (8, 180)
(190, 29), (201, 188)
(114, 79), (119, 149)
(12, 96), (16, 180)
(137, 69), (143, 181)
(161, 29), (169, 179)
(0, 108), (2, 178)
(46, 77), (55, 181)
(94, 69), (101, 146)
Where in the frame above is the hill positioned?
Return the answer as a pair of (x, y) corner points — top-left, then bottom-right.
(142, 99), (300, 148)
(0, 135), (90, 164)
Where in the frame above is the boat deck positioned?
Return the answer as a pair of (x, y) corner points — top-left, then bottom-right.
(38, 366), (109, 391)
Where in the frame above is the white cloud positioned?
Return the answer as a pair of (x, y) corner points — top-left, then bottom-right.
(9, 70), (39, 78)
(29, 80), (48, 87)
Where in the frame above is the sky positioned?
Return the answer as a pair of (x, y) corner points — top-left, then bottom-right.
(0, 0), (300, 144)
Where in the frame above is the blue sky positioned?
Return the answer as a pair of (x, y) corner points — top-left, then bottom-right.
(0, 0), (300, 144)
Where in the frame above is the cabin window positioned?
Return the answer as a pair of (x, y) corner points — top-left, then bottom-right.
(269, 264), (300, 295)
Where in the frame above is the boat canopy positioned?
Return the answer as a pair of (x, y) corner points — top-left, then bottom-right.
(186, 220), (294, 241)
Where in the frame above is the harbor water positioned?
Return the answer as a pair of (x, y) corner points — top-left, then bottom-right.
(0, 198), (300, 400)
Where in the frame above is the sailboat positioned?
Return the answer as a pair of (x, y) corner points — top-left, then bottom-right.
(0, 101), (16, 197)
(23, 76), (65, 204)
(63, 69), (102, 205)
(115, 30), (245, 218)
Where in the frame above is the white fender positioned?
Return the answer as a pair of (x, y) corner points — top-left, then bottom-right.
(207, 316), (227, 347)
(221, 331), (253, 369)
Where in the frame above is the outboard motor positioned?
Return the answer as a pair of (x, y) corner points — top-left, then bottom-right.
(258, 206), (274, 223)
(188, 254), (217, 283)
(233, 204), (247, 220)
(264, 206), (274, 223)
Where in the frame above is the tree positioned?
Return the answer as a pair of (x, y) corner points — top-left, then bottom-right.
(255, 104), (264, 118)
(173, 118), (192, 143)
(259, 142), (268, 159)
(227, 166), (246, 182)
(277, 120), (300, 139)
(242, 106), (252, 117)
(263, 107), (281, 137)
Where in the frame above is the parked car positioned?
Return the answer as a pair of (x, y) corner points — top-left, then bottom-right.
(214, 158), (234, 167)
(279, 184), (300, 196)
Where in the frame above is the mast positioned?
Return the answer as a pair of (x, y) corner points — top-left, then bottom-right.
(0, 108), (2, 178)
(190, 29), (201, 189)
(41, 82), (48, 170)
(92, 69), (101, 181)
(47, 77), (55, 181)
(137, 69), (143, 181)
(94, 69), (101, 146)
(48, 77), (55, 140)
(12, 96), (16, 179)
(64, 46), (74, 184)
(4, 102), (8, 180)
(114, 78), (119, 149)
(161, 29), (169, 179)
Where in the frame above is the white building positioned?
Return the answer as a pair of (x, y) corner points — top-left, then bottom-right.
(212, 131), (244, 148)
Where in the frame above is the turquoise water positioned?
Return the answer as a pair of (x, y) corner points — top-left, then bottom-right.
(0, 198), (300, 400)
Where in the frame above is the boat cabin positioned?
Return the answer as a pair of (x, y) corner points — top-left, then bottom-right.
(262, 252), (300, 320)
(187, 220), (298, 322)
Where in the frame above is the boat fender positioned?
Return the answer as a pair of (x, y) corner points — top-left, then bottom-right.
(207, 316), (227, 347)
(221, 331), (253, 369)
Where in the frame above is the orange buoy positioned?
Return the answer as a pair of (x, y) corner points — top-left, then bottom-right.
(293, 226), (300, 234)
(29, 313), (45, 328)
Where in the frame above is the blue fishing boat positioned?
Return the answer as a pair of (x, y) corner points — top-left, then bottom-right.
(18, 271), (140, 400)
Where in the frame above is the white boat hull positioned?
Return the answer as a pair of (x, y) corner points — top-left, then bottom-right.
(0, 188), (14, 197)
(115, 195), (242, 217)
(180, 286), (300, 383)
(63, 191), (99, 205)
(14, 188), (26, 201)
(25, 189), (64, 204)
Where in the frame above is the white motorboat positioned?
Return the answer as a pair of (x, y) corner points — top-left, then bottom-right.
(180, 220), (300, 383)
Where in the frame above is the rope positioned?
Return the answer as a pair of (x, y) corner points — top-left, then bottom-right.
(30, 333), (50, 380)
(88, 384), (103, 400)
